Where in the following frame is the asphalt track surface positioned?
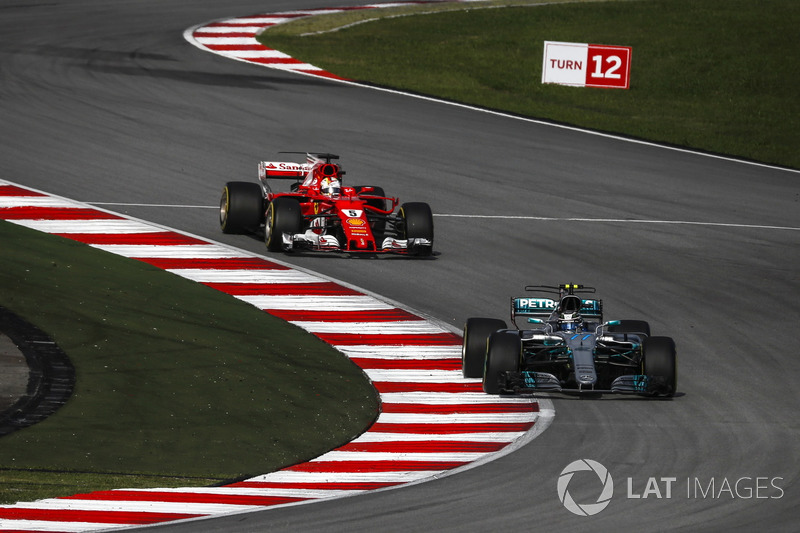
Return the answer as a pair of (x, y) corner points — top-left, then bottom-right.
(1, 1), (798, 531)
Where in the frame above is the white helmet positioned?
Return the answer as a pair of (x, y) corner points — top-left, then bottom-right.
(320, 176), (341, 199)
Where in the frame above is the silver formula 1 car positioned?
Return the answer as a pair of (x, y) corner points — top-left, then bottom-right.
(462, 284), (677, 397)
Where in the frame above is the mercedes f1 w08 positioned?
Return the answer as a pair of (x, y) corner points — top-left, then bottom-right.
(219, 152), (433, 256)
(462, 284), (677, 397)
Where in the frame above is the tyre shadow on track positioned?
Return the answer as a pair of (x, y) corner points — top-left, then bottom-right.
(232, 231), (441, 260)
(0, 306), (74, 438)
(511, 392), (685, 402)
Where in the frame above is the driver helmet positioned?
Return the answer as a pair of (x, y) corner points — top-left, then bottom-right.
(558, 312), (582, 332)
(557, 295), (583, 332)
(320, 176), (341, 199)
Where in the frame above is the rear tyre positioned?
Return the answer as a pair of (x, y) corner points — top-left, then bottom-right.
(399, 202), (434, 256)
(220, 182), (263, 234)
(265, 197), (303, 252)
(642, 336), (677, 397)
(483, 331), (521, 394)
(462, 318), (507, 378)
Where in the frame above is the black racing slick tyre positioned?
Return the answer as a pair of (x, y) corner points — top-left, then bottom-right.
(607, 320), (651, 337)
(264, 197), (303, 252)
(220, 182), (263, 234)
(483, 331), (521, 394)
(399, 202), (434, 256)
(642, 336), (677, 397)
(355, 186), (387, 233)
(462, 318), (507, 378)
(354, 186), (387, 211)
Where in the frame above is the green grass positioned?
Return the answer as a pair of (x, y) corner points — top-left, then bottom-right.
(2, 0), (794, 506)
(0, 220), (379, 503)
(260, 0), (799, 169)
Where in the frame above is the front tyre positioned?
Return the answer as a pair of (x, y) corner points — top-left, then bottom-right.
(265, 197), (303, 252)
(399, 202), (434, 256)
(220, 182), (263, 234)
(642, 336), (677, 397)
(483, 331), (521, 394)
(462, 318), (507, 378)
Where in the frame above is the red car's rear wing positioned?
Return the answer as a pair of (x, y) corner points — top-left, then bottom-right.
(258, 161), (311, 180)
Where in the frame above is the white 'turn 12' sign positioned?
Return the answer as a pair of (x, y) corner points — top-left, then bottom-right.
(542, 41), (632, 89)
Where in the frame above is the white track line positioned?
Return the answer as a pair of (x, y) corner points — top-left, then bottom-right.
(181, 2), (798, 175)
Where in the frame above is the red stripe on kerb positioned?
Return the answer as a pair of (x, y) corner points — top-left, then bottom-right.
(381, 403), (537, 414)
(286, 460), (468, 473)
(373, 381), (483, 393)
(64, 490), (305, 506)
(229, 481), (401, 491)
(338, 441), (507, 453)
(370, 422), (536, 434)
(246, 13), (309, 19)
(267, 309), (420, 322)
(0, 508), (200, 524)
(202, 44), (268, 51)
(134, 257), (290, 270)
(351, 358), (460, 371)
(203, 22), (273, 28)
(317, 332), (461, 346)
(308, 6), (373, 11)
(55, 232), (207, 245)
(204, 282), (361, 296)
(246, 57), (305, 65)
(0, 207), (121, 220)
(196, 31), (256, 38)
(0, 185), (46, 196)
(296, 70), (349, 81)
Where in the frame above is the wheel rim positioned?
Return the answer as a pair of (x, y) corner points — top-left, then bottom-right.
(398, 207), (408, 239)
(219, 189), (229, 226)
(264, 204), (275, 244)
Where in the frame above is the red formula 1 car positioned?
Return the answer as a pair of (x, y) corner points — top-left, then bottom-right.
(219, 153), (434, 256)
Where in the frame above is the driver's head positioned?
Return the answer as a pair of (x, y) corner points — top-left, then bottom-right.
(557, 295), (583, 332)
(558, 312), (582, 332)
(320, 176), (341, 199)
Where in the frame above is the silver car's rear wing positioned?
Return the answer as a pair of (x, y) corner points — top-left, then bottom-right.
(511, 297), (603, 321)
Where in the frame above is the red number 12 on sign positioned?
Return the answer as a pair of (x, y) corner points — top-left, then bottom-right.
(585, 44), (632, 89)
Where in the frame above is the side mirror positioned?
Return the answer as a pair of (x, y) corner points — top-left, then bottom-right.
(527, 318), (545, 324)
(595, 320), (620, 334)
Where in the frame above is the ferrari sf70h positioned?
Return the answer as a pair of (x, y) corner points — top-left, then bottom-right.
(220, 152), (433, 256)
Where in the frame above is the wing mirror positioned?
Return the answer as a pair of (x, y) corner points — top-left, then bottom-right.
(595, 320), (620, 334)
